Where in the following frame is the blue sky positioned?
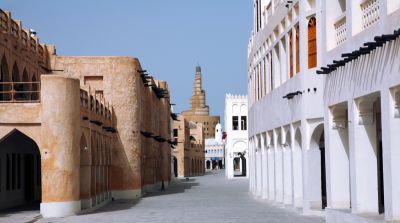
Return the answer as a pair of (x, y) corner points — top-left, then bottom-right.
(2, 0), (252, 120)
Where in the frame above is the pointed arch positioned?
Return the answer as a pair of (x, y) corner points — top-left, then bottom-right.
(0, 55), (11, 101)
(0, 129), (41, 210)
(11, 62), (20, 82)
(21, 68), (30, 100)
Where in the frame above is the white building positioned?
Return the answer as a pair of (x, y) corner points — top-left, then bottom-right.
(205, 123), (225, 170)
(248, 0), (400, 222)
(225, 94), (249, 179)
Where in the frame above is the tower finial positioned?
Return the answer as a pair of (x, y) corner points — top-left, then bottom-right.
(196, 63), (201, 73)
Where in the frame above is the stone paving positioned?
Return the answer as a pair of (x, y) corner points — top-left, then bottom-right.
(0, 170), (325, 223)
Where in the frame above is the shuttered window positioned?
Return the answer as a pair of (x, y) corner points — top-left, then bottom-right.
(289, 31), (293, 78)
(308, 17), (317, 68)
(295, 25), (300, 73)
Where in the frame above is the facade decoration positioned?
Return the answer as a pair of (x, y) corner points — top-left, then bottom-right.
(248, 0), (400, 222)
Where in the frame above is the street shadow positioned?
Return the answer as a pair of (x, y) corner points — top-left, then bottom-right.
(0, 201), (40, 218)
(80, 179), (199, 215)
(144, 179), (200, 198)
(81, 198), (142, 215)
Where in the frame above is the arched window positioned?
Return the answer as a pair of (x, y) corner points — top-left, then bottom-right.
(308, 17), (317, 68)
(12, 62), (21, 101)
(0, 55), (11, 101)
(21, 69), (30, 100)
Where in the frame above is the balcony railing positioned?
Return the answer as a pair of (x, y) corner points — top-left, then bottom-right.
(361, 0), (380, 30)
(80, 89), (112, 121)
(0, 82), (40, 103)
(334, 15), (347, 45)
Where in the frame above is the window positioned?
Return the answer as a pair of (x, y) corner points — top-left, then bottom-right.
(233, 116), (239, 130)
(173, 129), (178, 138)
(241, 116), (247, 130)
(295, 24), (300, 73)
(289, 31), (293, 78)
(308, 17), (317, 68)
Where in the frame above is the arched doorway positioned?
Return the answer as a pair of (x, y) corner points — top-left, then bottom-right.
(233, 157), (240, 172)
(206, 160), (210, 170)
(240, 154), (247, 176)
(218, 160), (223, 169)
(0, 130), (41, 210)
(191, 159), (194, 176)
(173, 156), (178, 177)
(0, 55), (10, 101)
(310, 124), (326, 209)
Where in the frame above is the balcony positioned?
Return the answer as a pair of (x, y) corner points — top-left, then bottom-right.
(334, 14), (347, 45)
(0, 82), (40, 103)
(361, 0), (380, 30)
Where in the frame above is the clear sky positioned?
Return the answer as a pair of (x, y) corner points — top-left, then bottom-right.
(2, 0), (252, 120)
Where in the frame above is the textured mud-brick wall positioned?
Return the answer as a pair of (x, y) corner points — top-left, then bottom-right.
(40, 75), (80, 202)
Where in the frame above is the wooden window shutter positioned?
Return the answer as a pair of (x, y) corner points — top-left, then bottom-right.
(289, 31), (293, 78)
(308, 17), (317, 68)
(295, 25), (300, 74)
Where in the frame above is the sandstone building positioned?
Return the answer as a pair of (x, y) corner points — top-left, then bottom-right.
(172, 116), (205, 177)
(181, 66), (220, 138)
(0, 9), (172, 217)
(248, 0), (400, 222)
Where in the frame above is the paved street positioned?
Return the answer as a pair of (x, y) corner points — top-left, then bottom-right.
(1, 170), (325, 223)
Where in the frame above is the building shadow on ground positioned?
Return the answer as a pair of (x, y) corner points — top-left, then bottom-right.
(144, 179), (200, 198)
(81, 179), (199, 215)
(0, 202), (40, 218)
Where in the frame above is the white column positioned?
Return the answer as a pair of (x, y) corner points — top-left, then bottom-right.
(261, 133), (269, 199)
(268, 143), (275, 201)
(302, 122), (323, 211)
(256, 136), (262, 196)
(326, 106), (350, 209)
(249, 139), (254, 192)
(283, 129), (293, 205)
(382, 89), (400, 221)
(348, 99), (379, 214)
(292, 127), (303, 208)
(275, 130), (283, 203)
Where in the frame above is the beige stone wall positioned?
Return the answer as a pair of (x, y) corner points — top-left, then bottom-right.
(51, 56), (171, 193)
(0, 9), (172, 215)
(172, 117), (205, 177)
(181, 115), (220, 139)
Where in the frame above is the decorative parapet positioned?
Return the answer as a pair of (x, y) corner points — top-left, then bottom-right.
(334, 13), (347, 46)
(225, 93), (248, 100)
(361, 0), (380, 30)
(0, 8), (50, 65)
